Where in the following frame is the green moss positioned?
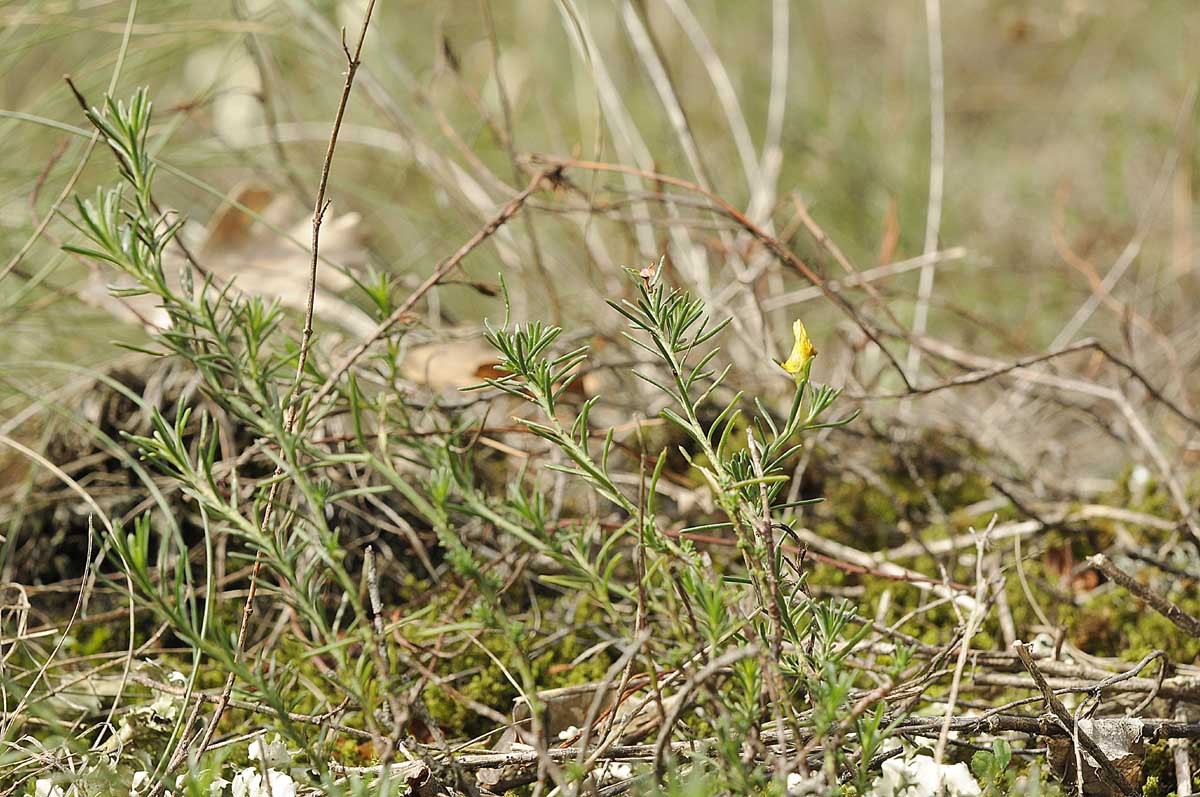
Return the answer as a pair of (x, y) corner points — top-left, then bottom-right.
(1141, 741), (1175, 797)
(802, 431), (997, 555)
(75, 625), (114, 657)
(332, 736), (376, 767)
(1057, 583), (1200, 662)
(421, 621), (615, 739)
(423, 647), (512, 738)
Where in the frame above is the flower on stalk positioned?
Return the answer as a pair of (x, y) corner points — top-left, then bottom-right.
(779, 319), (817, 382)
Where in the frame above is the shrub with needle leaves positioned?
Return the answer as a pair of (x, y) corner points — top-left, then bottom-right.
(43, 88), (918, 797)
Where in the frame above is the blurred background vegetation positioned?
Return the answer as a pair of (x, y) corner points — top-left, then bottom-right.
(2, 0), (1199, 505)
(3, 1), (1197, 374)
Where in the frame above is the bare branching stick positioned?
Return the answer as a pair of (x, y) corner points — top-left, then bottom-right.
(934, 528), (991, 767)
(286, 1), (380, 421)
(1013, 641), (1138, 797)
(529, 154), (914, 390)
(791, 198), (910, 336)
(762, 247), (968, 310)
(868, 336), (1200, 432)
(981, 83), (1199, 429)
(893, 334), (1200, 545)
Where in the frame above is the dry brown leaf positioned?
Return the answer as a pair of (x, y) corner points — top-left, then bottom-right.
(76, 182), (375, 337)
(400, 338), (502, 391)
(198, 182), (361, 295)
(398, 340), (601, 399)
(1047, 717), (1144, 796)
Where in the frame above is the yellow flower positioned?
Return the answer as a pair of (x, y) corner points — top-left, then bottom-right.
(780, 319), (817, 381)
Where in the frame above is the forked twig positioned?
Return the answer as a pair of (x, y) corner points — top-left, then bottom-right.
(1013, 641), (1138, 797)
(867, 336), (1200, 433)
(528, 154), (914, 390)
(310, 167), (557, 407)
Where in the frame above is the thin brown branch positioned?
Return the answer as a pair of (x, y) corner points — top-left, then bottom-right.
(1089, 554), (1200, 638)
(128, 674), (369, 739)
(310, 167), (557, 407)
(864, 336), (1200, 433)
(526, 154), (914, 391)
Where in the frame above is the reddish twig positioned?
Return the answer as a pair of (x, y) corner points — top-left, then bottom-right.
(526, 154), (914, 391)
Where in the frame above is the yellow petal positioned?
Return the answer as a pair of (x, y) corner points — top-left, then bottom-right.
(780, 319), (817, 379)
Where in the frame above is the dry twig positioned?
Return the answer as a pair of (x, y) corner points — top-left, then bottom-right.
(1089, 554), (1200, 638)
(1014, 640), (1138, 797)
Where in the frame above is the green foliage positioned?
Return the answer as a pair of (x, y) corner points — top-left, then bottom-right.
(1, 0), (1194, 792)
(1054, 573), (1200, 661)
(1139, 740), (1198, 797)
(473, 259), (908, 793)
(971, 739), (1016, 797)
